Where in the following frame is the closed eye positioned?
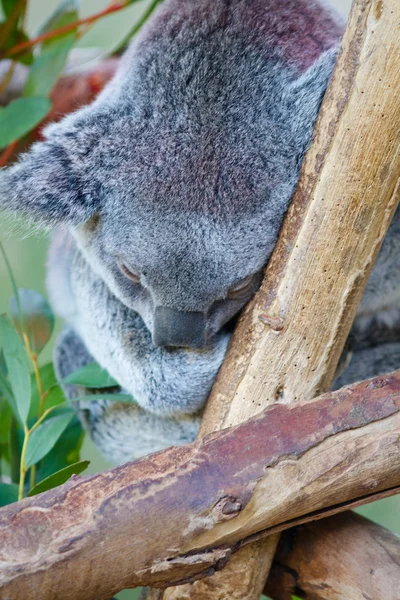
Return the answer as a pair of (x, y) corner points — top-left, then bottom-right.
(119, 263), (141, 284)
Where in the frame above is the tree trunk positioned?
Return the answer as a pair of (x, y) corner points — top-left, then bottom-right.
(161, 0), (400, 598)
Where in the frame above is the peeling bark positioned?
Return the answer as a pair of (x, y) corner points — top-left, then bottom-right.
(1, 372), (400, 599)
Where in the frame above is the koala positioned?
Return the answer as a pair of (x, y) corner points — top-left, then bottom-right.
(1, 0), (399, 464)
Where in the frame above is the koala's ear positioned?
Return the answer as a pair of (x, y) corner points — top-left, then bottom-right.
(0, 137), (96, 228)
(284, 45), (339, 137)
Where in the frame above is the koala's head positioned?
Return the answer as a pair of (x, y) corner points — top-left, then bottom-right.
(0, 0), (340, 349)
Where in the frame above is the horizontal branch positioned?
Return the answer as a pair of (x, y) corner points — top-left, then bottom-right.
(1, 371), (400, 600)
(265, 512), (400, 600)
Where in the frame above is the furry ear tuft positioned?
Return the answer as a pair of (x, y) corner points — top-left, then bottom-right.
(285, 45), (339, 137)
(0, 139), (97, 228)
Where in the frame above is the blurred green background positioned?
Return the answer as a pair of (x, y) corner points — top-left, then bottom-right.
(0, 1), (398, 599)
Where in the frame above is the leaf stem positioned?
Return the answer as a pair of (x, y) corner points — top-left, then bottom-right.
(116, 0), (162, 51)
(0, 61), (16, 96)
(18, 424), (29, 501)
(0, 140), (18, 167)
(0, 0), (27, 49)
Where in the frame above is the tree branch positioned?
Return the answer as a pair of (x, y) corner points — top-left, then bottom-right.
(1, 371), (400, 599)
(265, 512), (400, 600)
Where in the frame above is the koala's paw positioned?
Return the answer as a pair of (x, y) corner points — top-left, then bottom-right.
(54, 327), (201, 464)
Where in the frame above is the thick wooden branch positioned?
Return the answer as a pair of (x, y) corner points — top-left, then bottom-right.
(265, 512), (400, 600)
(1, 372), (400, 599)
(163, 0), (400, 598)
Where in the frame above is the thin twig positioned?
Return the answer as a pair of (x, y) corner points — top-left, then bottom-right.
(0, 140), (18, 167)
(1, 2), (129, 59)
(0, 61), (16, 96)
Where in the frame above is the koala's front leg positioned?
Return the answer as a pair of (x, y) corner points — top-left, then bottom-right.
(63, 250), (231, 417)
(54, 327), (201, 464)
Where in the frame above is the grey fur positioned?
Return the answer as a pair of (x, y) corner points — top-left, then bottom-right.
(1, 0), (399, 462)
(55, 328), (201, 464)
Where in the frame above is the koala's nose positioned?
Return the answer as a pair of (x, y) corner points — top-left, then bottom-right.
(153, 307), (207, 349)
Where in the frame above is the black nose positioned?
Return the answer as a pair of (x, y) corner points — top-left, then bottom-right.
(153, 307), (207, 349)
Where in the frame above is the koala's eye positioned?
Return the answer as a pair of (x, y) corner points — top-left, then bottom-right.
(119, 263), (141, 284)
(227, 275), (256, 300)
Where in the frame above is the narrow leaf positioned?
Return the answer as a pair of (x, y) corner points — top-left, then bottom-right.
(0, 97), (51, 149)
(0, 314), (31, 424)
(63, 362), (119, 388)
(24, 1), (79, 98)
(25, 413), (73, 468)
(0, 27), (33, 65)
(0, 241), (23, 332)
(10, 289), (55, 355)
(36, 417), (83, 480)
(1, 0), (19, 19)
(28, 460), (89, 496)
(0, 482), (18, 507)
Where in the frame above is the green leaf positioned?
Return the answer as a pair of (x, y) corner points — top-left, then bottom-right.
(63, 362), (119, 388)
(36, 416), (83, 480)
(0, 481), (18, 507)
(24, 1), (79, 98)
(37, 0), (79, 37)
(1, 0), (19, 19)
(0, 241), (23, 330)
(25, 412), (73, 468)
(0, 27), (33, 65)
(0, 397), (11, 465)
(8, 415), (20, 483)
(28, 459), (89, 496)
(0, 97), (51, 149)
(10, 289), (55, 355)
(0, 314), (31, 425)
(0, 397), (11, 445)
(77, 393), (135, 403)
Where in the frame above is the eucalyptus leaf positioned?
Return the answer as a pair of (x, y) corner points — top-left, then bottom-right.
(0, 97), (51, 149)
(36, 416), (83, 480)
(0, 397), (11, 445)
(63, 362), (119, 388)
(28, 460), (89, 496)
(37, 0), (79, 36)
(1, 0), (19, 19)
(10, 289), (55, 355)
(0, 27), (33, 65)
(0, 482), (18, 507)
(25, 413), (73, 468)
(24, 1), (79, 98)
(0, 314), (31, 425)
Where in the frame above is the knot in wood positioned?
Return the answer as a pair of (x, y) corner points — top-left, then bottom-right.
(259, 314), (284, 331)
(213, 496), (242, 521)
(368, 377), (388, 389)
